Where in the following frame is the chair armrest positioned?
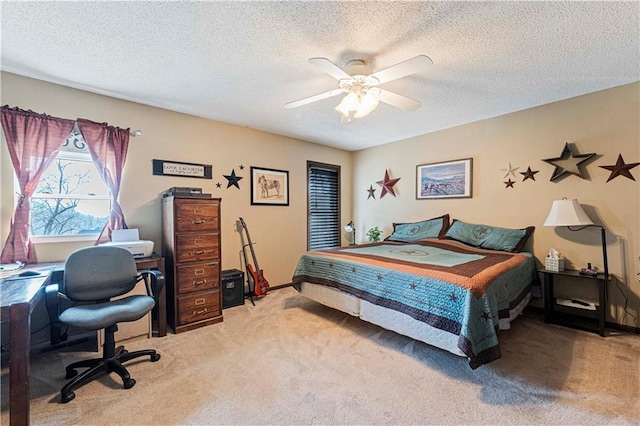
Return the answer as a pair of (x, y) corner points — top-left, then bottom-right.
(138, 270), (165, 301)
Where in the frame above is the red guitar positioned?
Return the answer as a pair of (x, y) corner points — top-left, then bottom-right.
(239, 217), (269, 296)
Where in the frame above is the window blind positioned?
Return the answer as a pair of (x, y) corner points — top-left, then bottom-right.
(308, 162), (340, 250)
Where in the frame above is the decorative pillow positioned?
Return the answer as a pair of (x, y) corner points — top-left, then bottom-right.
(386, 214), (450, 242)
(444, 219), (534, 252)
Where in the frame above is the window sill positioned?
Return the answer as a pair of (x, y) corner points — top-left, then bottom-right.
(31, 234), (99, 244)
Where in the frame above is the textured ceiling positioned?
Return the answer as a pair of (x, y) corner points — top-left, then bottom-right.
(1, 1), (638, 151)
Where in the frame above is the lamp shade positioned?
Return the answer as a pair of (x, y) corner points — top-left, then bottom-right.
(543, 199), (594, 227)
(344, 221), (354, 232)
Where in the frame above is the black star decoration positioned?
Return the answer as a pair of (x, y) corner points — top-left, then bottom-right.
(481, 311), (491, 321)
(351, 267), (357, 273)
(409, 282), (417, 290)
(504, 179), (515, 188)
(520, 166), (539, 182)
(216, 182), (222, 188)
(542, 143), (596, 181)
(377, 273), (383, 281)
(449, 293), (458, 302)
(376, 170), (401, 198)
(367, 185), (376, 200)
(329, 262), (334, 268)
(239, 164), (245, 170)
(599, 154), (640, 182)
(223, 169), (243, 189)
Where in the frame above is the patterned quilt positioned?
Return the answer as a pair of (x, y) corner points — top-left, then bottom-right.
(292, 239), (537, 369)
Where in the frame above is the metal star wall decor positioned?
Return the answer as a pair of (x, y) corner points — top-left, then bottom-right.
(376, 170), (401, 198)
(500, 162), (519, 178)
(504, 179), (515, 188)
(367, 185), (376, 199)
(599, 154), (640, 182)
(542, 143), (596, 181)
(223, 168), (243, 189)
(520, 166), (539, 181)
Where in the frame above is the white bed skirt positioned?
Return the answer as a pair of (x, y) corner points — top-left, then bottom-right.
(297, 282), (531, 358)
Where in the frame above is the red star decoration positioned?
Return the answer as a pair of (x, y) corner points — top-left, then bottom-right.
(599, 154), (640, 182)
(376, 170), (401, 198)
(504, 179), (515, 188)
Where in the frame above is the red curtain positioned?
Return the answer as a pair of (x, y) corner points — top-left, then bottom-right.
(0, 106), (75, 263)
(76, 119), (129, 244)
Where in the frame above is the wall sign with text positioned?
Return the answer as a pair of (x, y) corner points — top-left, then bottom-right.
(152, 159), (212, 179)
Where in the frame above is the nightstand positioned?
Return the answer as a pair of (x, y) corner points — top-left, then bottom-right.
(539, 269), (609, 336)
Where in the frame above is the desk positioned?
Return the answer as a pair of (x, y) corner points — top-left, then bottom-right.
(0, 255), (166, 425)
(1, 265), (55, 426)
(134, 254), (167, 337)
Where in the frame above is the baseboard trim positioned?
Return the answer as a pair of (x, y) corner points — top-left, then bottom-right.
(268, 282), (294, 291)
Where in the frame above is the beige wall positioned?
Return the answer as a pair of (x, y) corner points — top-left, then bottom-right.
(2, 72), (638, 328)
(353, 82), (640, 327)
(0, 72), (353, 286)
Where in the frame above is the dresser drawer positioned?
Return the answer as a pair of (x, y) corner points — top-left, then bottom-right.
(175, 200), (219, 232)
(176, 262), (219, 294)
(175, 233), (219, 263)
(177, 291), (220, 325)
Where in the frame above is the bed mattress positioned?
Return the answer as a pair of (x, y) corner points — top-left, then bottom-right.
(297, 282), (531, 357)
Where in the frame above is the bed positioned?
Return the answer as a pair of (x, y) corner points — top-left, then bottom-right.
(292, 217), (537, 369)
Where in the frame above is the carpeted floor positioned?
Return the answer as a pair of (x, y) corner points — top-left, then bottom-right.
(1, 287), (639, 425)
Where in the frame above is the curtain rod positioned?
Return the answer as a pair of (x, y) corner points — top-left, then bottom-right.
(129, 130), (142, 137)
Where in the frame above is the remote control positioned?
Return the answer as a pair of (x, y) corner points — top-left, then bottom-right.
(571, 299), (590, 306)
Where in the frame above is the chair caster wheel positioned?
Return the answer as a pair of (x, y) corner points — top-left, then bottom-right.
(151, 353), (161, 362)
(65, 370), (78, 379)
(124, 378), (136, 389)
(61, 392), (75, 403)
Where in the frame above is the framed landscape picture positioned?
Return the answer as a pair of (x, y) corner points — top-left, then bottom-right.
(416, 158), (473, 199)
(251, 166), (289, 206)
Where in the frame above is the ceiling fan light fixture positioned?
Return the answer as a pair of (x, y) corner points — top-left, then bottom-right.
(334, 92), (379, 120)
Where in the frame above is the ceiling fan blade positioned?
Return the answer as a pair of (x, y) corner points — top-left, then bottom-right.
(308, 57), (351, 80)
(376, 89), (422, 111)
(284, 89), (344, 109)
(371, 55), (433, 84)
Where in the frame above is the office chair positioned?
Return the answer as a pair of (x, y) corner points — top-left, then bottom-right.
(58, 245), (164, 403)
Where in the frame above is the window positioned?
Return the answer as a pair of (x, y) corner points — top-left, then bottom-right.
(29, 126), (110, 240)
(307, 161), (341, 250)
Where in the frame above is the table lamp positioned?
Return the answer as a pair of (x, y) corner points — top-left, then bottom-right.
(543, 198), (608, 282)
(344, 221), (356, 245)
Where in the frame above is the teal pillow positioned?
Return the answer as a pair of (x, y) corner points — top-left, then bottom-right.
(444, 219), (534, 252)
(386, 214), (449, 242)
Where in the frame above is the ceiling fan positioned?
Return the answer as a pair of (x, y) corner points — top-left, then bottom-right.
(284, 55), (433, 122)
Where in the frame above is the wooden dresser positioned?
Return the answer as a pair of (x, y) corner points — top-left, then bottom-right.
(162, 196), (223, 333)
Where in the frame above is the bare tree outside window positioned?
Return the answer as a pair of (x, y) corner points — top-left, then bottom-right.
(28, 126), (111, 237)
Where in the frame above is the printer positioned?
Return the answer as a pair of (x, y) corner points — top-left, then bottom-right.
(101, 229), (154, 258)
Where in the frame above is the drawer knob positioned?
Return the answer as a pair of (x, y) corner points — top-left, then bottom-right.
(193, 308), (208, 315)
(193, 250), (205, 255)
(193, 279), (207, 286)
(191, 219), (205, 225)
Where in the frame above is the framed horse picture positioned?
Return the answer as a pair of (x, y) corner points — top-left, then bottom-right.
(250, 166), (289, 206)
